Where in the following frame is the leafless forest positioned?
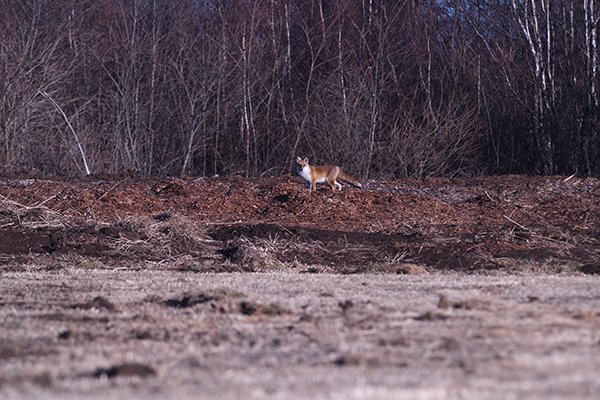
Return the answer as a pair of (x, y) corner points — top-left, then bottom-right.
(1, 0), (600, 178)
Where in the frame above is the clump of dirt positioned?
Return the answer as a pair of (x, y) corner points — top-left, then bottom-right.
(72, 296), (116, 311)
(163, 289), (244, 308)
(238, 300), (289, 316)
(579, 264), (600, 274)
(162, 289), (288, 316)
(91, 363), (156, 379)
(1, 174), (599, 273)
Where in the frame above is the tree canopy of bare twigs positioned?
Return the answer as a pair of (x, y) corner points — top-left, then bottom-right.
(0, 0), (599, 178)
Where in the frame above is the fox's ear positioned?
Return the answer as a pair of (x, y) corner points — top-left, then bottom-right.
(296, 157), (302, 163)
(303, 157), (309, 163)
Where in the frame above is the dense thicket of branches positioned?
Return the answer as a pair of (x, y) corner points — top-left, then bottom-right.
(1, 0), (599, 178)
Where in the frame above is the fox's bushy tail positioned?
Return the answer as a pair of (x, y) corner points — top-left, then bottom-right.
(338, 170), (362, 188)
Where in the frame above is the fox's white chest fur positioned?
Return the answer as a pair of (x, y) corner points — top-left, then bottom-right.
(300, 165), (327, 183)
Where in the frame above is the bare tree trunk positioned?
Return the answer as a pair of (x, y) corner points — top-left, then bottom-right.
(146, 0), (159, 175)
(39, 90), (91, 175)
(338, 22), (349, 134)
(512, 0), (554, 173)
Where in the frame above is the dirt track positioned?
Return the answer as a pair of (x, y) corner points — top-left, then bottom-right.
(1, 174), (600, 398)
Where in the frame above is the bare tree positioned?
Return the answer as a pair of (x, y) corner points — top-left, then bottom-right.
(1, 0), (599, 178)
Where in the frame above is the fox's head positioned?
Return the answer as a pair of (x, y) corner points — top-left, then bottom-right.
(295, 157), (309, 176)
(296, 157), (309, 168)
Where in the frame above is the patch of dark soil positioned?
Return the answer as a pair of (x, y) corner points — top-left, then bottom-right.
(152, 211), (173, 222)
(0, 227), (51, 254)
(338, 300), (354, 311)
(210, 223), (419, 245)
(72, 296), (116, 311)
(0, 226), (110, 258)
(413, 311), (449, 321)
(238, 301), (289, 316)
(579, 264), (600, 274)
(332, 354), (363, 366)
(273, 193), (290, 204)
(57, 329), (72, 340)
(162, 290), (287, 317)
(209, 223), (421, 271)
(413, 243), (500, 272)
(97, 226), (122, 238)
(218, 243), (244, 263)
(163, 289), (245, 308)
(91, 362), (156, 379)
(164, 292), (221, 308)
(437, 295), (491, 310)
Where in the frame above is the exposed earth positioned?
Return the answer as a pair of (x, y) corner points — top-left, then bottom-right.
(1, 174), (600, 399)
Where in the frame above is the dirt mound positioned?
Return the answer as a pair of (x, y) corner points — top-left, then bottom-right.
(1, 174), (599, 273)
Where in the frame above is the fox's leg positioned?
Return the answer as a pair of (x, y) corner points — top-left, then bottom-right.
(334, 180), (343, 191)
(310, 180), (316, 193)
(327, 178), (336, 190)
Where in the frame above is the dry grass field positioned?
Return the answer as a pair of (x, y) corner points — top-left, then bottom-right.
(1, 174), (599, 399)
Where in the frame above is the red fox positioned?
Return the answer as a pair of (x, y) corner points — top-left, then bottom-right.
(296, 157), (362, 193)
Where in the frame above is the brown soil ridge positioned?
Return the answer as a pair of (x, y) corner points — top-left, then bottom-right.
(1, 174), (599, 273)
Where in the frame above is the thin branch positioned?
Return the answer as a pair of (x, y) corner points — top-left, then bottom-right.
(503, 215), (528, 231)
(38, 90), (91, 175)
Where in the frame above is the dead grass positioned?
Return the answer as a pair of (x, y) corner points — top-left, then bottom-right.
(2, 270), (600, 400)
(98, 214), (222, 269)
(0, 193), (66, 229)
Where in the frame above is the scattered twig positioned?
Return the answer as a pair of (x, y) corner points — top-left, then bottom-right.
(1, 193), (55, 213)
(33, 195), (57, 208)
(0, 194), (30, 209)
(389, 250), (409, 264)
(563, 173), (576, 182)
(503, 215), (528, 231)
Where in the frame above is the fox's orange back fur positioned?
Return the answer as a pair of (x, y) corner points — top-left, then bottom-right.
(296, 157), (362, 193)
